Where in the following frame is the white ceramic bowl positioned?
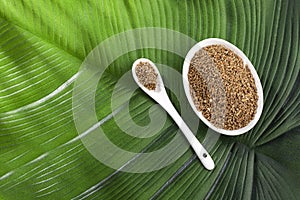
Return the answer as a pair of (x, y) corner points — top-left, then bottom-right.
(182, 38), (264, 136)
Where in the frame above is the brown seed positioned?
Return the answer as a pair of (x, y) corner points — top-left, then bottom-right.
(188, 45), (258, 130)
(135, 61), (158, 90)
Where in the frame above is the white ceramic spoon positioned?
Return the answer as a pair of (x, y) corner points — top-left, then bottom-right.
(132, 58), (215, 170)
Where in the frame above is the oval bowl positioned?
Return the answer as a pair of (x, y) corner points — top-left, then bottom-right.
(182, 38), (264, 136)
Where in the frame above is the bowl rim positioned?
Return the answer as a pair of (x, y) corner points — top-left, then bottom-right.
(182, 38), (264, 136)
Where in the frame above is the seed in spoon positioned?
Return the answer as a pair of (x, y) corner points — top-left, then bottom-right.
(135, 61), (158, 90)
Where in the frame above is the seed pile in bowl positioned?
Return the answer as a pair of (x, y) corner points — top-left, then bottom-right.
(188, 45), (258, 130)
(135, 61), (158, 90)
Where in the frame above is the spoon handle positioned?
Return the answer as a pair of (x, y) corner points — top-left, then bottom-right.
(160, 96), (215, 170)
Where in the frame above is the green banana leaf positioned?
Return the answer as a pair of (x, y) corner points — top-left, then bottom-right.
(0, 0), (299, 199)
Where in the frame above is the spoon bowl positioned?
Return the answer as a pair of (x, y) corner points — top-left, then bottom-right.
(132, 58), (215, 170)
(182, 38), (264, 136)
